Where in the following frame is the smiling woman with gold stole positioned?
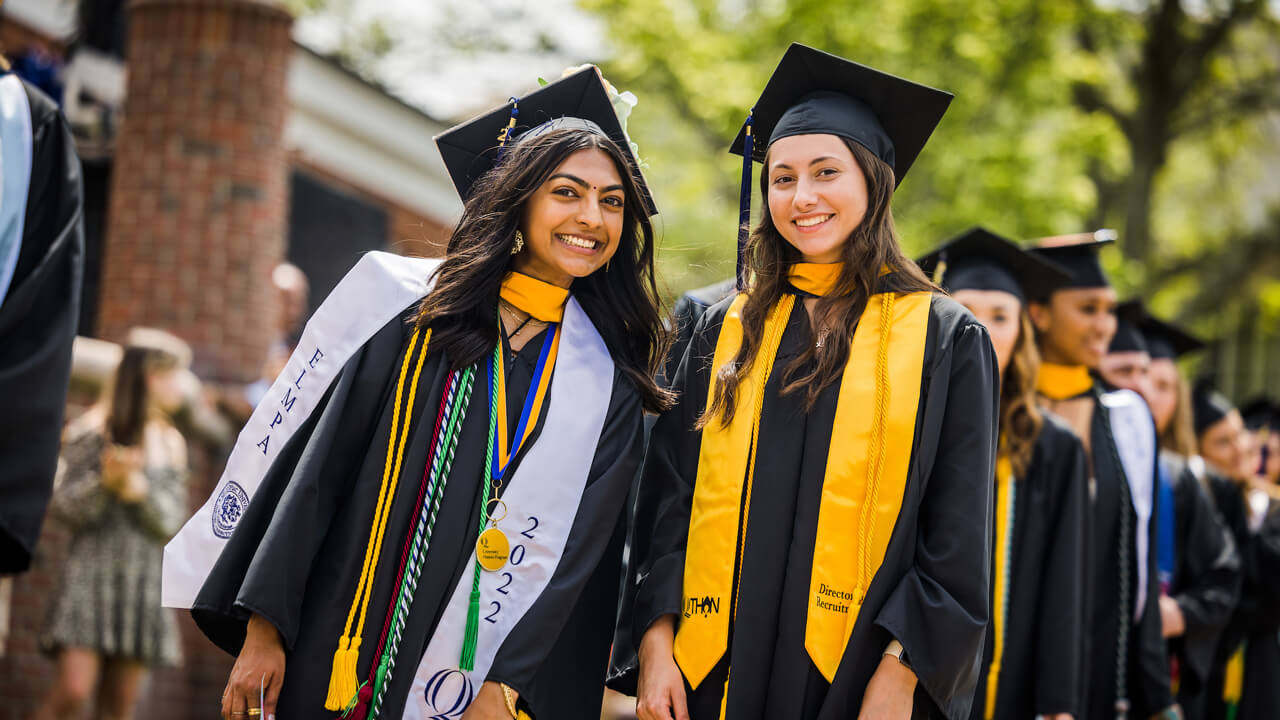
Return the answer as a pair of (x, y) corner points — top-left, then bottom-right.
(161, 68), (673, 720)
(611, 45), (998, 720)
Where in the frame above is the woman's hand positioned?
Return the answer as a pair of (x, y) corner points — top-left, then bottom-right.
(636, 615), (689, 720)
(100, 444), (143, 494)
(857, 652), (916, 720)
(460, 681), (514, 719)
(1159, 595), (1186, 638)
(222, 613), (285, 720)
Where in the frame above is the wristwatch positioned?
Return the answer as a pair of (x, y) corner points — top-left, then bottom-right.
(884, 639), (911, 671)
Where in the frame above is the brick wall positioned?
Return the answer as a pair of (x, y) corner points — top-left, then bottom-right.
(97, 0), (295, 385)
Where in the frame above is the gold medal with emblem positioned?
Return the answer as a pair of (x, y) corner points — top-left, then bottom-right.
(476, 499), (510, 572)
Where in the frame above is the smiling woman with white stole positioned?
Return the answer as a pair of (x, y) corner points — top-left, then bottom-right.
(161, 67), (672, 720)
(611, 45), (999, 720)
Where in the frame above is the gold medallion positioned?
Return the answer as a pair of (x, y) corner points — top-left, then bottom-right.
(476, 527), (510, 572)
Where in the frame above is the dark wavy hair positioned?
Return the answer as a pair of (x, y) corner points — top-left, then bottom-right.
(1002, 312), (1044, 477)
(414, 127), (674, 413)
(701, 139), (937, 427)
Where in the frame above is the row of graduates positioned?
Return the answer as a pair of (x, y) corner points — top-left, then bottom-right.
(157, 44), (1280, 720)
(634, 227), (1280, 720)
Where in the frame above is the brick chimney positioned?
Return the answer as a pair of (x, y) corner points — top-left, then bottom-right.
(98, 0), (293, 383)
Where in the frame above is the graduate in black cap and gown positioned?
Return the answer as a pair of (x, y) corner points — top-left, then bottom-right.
(1027, 236), (1176, 719)
(0, 63), (84, 575)
(612, 44), (998, 720)
(1101, 309), (1241, 719)
(162, 67), (673, 720)
(1191, 385), (1280, 720)
(917, 228), (1088, 720)
(1239, 398), (1280, 487)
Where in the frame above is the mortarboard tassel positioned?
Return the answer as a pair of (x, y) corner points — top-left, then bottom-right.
(495, 98), (520, 159)
(737, 111), (754, 290)
(931, 251), (948, 286)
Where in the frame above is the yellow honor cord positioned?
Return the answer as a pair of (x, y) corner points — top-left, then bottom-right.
(324, 328), (432, 711)
(500, 272), (569, 323)
(787, 262), (845, 296)
(1036, 362), (1094, 400)
(805, 290), (930, 681)
(985, 456), (1015, 719)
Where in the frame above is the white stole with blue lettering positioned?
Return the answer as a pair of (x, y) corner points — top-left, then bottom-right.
(1101, 388), (1156, 620)
(162, 251), (440, 609)
(404, 296), (612, 719)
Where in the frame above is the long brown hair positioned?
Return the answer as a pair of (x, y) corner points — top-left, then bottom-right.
(1001, 312), (1044, 476)
(106, 328), (190, 447)
(1160, 372), (1199, 457)
(702, 139), (936, 427)
(415, 127), (674, 413)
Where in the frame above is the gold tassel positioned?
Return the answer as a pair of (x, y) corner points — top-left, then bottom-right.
(324, 637), (362, 711)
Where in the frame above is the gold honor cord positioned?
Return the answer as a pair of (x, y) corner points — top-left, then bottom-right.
(985, 456), (1016, 719)
(1036, 362), (1095, 401)
(325, 328), (432, 711)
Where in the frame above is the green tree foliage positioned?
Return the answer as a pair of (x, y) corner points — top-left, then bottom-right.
(584, 0), (1280, 332)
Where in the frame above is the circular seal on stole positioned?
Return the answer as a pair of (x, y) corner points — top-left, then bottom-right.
(212, 481), (250, 539)
(476, 527), (510, 572)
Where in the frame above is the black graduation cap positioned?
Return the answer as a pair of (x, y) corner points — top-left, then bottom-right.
(434, 66), (657, 216)
(915, 226), (1070, 304)
(1027, 231), (1116, 296)
(1192, 378), (1235, 436)
(1139, 314), (1205, 360)
(727, 43), (953, 286)
(1240, 396), (1280, 431)
(1108, 300), (1149, 354)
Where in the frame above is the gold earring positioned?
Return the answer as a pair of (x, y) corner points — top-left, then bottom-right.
(511, 230), (524, 255)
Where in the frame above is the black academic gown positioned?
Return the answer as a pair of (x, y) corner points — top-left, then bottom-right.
(192, 310), (643, 718)
(0, 77), (84, 573)
(1201, 475), (1280, 720)
(1159, 453), (1241, 719)
(611, 292), (999, 720)
(1079, 392), (1173, 719)
(968, 414), (1088, 720)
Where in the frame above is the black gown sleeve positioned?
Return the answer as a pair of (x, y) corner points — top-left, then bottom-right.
(486, 375), (644, 717)
(1033, 419), (1090, 716)
(1172, 465), (1242, 690)
(0, 80), (84, 573)
(192, 320), (403, 652)
(873, 319), (998, 720)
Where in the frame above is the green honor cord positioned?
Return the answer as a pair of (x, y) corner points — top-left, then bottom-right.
(365, 365), (476, 718)
(460, 341), (502, 671)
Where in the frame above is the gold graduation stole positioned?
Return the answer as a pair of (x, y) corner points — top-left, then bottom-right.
(673, 287), (932, 690)
(1036, 362), (1093, 401)
(984, 455), (1015, 719)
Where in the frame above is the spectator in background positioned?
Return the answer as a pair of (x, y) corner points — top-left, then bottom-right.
(223, 262), (309, 418)
(0, 60), (84, 652)
(36, 328), (191, 720)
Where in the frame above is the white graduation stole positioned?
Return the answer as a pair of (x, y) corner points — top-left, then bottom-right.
(1101, 388), (1156, 620)
(0, 74), (33, 306)
(403, 297), (612, 720)
(162, 252), (440, 609)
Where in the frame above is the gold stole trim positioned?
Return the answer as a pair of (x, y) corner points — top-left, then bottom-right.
(984, 456), (1015, 719)
(674, 290), (932, 690)
(501, 272), (568, 322)
(1036, 362), (1093, 400)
